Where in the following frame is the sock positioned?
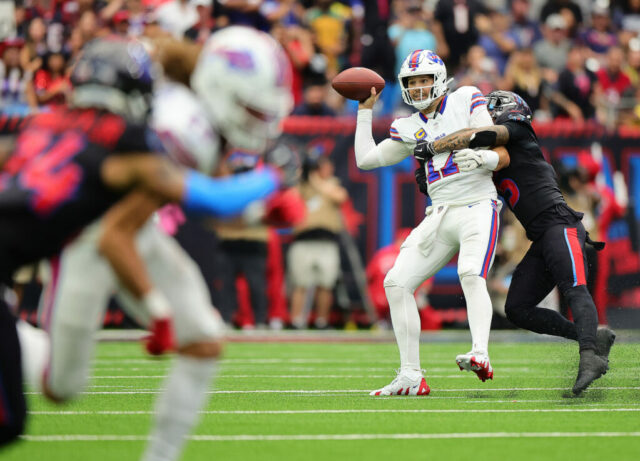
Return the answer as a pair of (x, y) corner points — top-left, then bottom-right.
(15, 320), (49, 392)
(385, 284), (421, 371)
(142, 355), (219, 461)
(564, 286), (598, 352)
(460, 275), (492, 356)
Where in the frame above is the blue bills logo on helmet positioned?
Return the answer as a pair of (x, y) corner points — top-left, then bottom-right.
(425, 51), (444, 66)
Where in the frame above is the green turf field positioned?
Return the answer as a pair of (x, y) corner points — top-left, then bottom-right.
(2, 335), (639, 461)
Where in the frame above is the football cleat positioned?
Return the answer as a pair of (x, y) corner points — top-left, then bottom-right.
(595, 327), (616, 368)
(572, 349), (608, 395)
(370, 369), (431, 396)
(456, 352), (494, 382)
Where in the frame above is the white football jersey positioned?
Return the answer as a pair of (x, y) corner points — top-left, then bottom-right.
(390, 86), (497, 206)
(151, 82), (220, 175)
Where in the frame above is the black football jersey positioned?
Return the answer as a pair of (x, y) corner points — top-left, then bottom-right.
(0, 107), (153, 283)
(493, 120), (566, 236)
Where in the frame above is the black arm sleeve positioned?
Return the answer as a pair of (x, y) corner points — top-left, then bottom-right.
(502, 120), (531, 144)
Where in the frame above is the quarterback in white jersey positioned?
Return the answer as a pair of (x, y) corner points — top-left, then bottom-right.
(355, 49), (509, 395)
(17, 27), (293, 461)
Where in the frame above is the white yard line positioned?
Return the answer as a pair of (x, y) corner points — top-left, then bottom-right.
(21, 431), (640, 442)
(28, 408), (640, 416)
(23, 386), (640, 396)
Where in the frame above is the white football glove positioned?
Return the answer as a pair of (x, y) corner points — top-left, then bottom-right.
(453, 149), (499, 172)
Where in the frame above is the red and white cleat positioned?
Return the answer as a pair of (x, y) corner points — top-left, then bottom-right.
(144, 317), (175, 356)
(370, 369), (431, 396)
(456, 353), (493, 382)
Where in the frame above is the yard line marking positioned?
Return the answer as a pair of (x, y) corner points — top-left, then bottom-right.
(28, 408), (640, 416)
(92, 358), (579, 365)
(90, 375), (532, 379)
(90, 374), (629, 380)
(21, 432), (640, 442)
(23, 386), (640, 395)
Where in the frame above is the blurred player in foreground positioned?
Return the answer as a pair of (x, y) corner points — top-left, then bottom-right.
(2, 30), (293, 455)
(355, 49), (509, 396)
(414, 90), (615, 395)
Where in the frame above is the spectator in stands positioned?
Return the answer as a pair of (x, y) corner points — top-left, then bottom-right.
(19, 17), (47, 77)
(304, 0), (351, 75)
(292, 74), (337, 116)
(502, 47), (546, 115)
(357, 0), (397, 115)
(210, 152), (272, 330)
(387, 1), (438, 109)
(261, 0), (302, 27)
(126, 0), (149, 37)
(154, 0), (201, 38)
(271, 22), (314, 106)
(508, 0), (543, 49)
(388, 2), (437, 77)
(534, 13), (572, 83)
(556, 45), (597, 120)
(624, 37), (640, 86)
(0, 39), (37, 113)
(32, 50), (69, 106)
(77, 10), (103, 42)
(214, 0), (271, 31)
(454, 44), (500, 95)
(434, 0), (488, 73)
(614, 0), (640, 36)
(288, 148), (348, 329)
(476, 7), (517, 74)
(111, 10), (131, 36)
(579, 3), (617, 58)
(539, 0), (583, 38)
(595, 45), (633, 127)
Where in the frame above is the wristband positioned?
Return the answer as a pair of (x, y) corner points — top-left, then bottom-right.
(142, 288), (172, 319)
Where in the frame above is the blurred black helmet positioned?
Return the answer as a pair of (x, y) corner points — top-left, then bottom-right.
(486, 90), (532, 125)
(70, 37), (155, 122)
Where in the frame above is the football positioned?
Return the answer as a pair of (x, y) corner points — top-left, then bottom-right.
(331, 67), (385, 102)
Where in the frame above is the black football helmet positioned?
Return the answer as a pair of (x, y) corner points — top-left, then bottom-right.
(70, 37), (155, 122)
(486, 90), (532, 125)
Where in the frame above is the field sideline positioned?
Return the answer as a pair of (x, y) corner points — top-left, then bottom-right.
(2, 331), (639, 461)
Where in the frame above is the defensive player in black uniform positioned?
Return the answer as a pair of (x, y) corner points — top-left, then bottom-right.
(413, 90), (615, 395)
(0, 38), (284, 447)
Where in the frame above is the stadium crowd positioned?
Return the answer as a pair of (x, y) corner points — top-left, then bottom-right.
(2, 0), (640, 127)
(0, 0), (634, 330)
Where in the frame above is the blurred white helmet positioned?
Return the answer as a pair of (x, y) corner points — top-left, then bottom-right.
(398, 49), (451, 111)
(191, 26), (294, 153)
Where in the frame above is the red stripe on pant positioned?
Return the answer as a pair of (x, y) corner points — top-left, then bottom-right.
(565, 227), (586, 286)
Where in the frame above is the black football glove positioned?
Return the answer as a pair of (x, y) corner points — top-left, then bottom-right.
(413, 140), (437, 162)
(414, 162), (429, 196)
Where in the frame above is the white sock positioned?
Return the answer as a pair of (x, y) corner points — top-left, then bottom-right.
(16, 320), (49, 391)
(385, 284), (421, 372)
(460, 275), (492, 356)
(142, 355), (218, 461)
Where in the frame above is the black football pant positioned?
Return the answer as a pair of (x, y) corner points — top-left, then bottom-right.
(504, 221), (598, 352)
(0, 293), (26, 447)
(212, 242), (269, 325)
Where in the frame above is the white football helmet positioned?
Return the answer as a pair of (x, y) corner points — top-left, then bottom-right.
(398, 49), (451, 110)
(152, 82), (220, 175)
(191, 26), (294, 153)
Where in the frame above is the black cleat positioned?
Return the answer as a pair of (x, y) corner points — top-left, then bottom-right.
(572, 350), (608, 395)
(595, 327), (616, 368)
